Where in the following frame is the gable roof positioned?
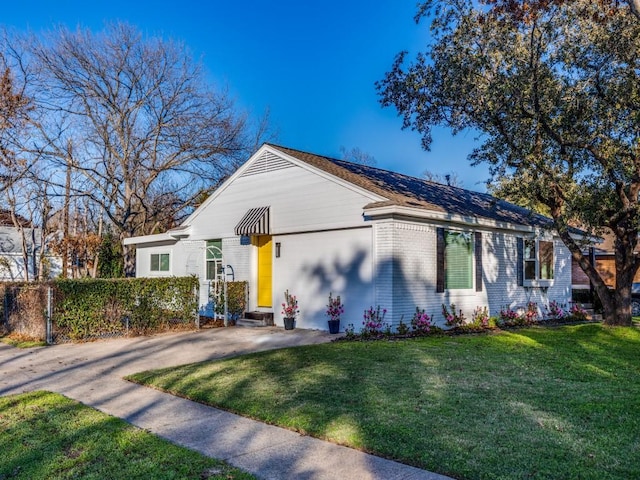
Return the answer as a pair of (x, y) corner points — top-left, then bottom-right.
(269, 144), (554, 230)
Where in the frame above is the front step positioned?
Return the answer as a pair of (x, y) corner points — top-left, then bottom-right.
(237, 311), (274, 327)
(237, 318), (269, 328)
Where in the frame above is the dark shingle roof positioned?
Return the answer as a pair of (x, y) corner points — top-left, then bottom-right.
(270, 144), (554, 229)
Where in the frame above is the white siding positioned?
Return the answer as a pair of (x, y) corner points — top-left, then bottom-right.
(372, 220), (396, 321)
(482, 235), (572, 318)
(134, 240), (177, 278)
(186, 161), (377, 240)
(271, 227), (374, 331)
(0, 227), (60, 281)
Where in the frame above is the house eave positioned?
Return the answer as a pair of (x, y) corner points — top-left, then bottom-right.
(123, 233), (175, 246)
(166, 225), (192, 239)
(363, 204), (542, 233)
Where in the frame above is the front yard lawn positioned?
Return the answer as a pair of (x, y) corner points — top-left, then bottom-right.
(0, 391), (254, 480)
(128, 324), (640, 480)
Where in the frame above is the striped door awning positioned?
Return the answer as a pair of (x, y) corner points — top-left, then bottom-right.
(234, 206), (271, 236)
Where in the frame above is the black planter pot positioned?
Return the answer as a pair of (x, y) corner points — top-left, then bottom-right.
(328, 319), (340, 334)
(284, 317), (295, 330)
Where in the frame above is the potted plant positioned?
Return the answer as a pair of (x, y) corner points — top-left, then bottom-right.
(281, 289), (299, 330)
(326, 292), (344, 334)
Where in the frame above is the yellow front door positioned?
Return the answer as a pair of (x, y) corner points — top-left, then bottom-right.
(255, 235), (272, 307)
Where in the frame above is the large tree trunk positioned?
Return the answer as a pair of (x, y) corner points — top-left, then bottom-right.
(596, 284), (618, 326)
(607, 229), (640, 326)
(558, 226), (635, 327)
(630, 0), (640, 19)
(122, 241), (136, 278)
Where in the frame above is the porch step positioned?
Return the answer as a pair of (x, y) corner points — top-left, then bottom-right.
(237, 318), (269, 328)
(237, 311), (274, 327)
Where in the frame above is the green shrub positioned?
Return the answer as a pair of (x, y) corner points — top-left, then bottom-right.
(212, 281), (247, 320)
(53, 277), (198, 339)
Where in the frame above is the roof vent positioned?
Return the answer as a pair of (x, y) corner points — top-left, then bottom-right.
(241, 151), (294, 177)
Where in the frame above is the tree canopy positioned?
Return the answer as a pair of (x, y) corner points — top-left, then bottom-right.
(378, 0), (640, 325)
(0, 23), (270, 276)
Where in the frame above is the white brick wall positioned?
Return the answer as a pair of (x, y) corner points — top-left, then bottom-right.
(222, 236), (251, 282)
(373, 220), (395, 320)
(376, 220), (572, 329)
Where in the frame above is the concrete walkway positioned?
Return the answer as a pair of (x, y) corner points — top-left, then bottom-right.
(0, 327), (451, 480)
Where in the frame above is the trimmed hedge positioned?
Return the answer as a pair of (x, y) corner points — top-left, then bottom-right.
(54, 277), (199, 339)
(1, 277), (199, 342)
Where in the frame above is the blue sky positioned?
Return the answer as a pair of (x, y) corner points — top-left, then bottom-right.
(3, 0), (489, 191)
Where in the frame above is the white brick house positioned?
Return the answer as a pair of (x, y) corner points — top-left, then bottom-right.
(125, 143), (572, 331)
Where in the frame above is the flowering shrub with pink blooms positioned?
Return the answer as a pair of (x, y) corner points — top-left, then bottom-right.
(472, 306), (490, 327)
(545, 300), (565, 320)
(362, 305), (387, 336)
(281, 290), (299, 318)
(498, 305), (521, 326)
(569, 303), (588, 320)
(411, 308), (433, 334)
(499, 306), (519, 321)
(442, 303), (466, 327)
(336, 299), (586, 342)
(523, 302), (539, 324)
(326, 292), (344, 321)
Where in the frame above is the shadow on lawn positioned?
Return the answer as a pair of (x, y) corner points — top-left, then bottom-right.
(141, 322), (640, 480)
(0, 391), (232, 480)
(121, 243), (640, 479)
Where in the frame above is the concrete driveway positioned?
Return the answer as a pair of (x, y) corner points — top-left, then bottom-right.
(0, 326), (451, 480)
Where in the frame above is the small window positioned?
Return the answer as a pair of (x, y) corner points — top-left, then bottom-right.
(524, 239), (537, 281)
(206, 240), (223, 280)
(445, 231), (473, 290)
(539, 241), (554, 280)
(150, 253), (170, 272)
(524, 239), (554, 283)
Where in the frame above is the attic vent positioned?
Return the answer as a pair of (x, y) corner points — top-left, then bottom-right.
(241, 151), (295, 177)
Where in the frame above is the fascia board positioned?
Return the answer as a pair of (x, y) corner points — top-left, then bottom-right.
(364, 204), (540, 234)
(123, 233), (174, 245)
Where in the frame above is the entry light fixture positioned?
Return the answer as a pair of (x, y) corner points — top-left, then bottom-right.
(275, 242), (281, 258)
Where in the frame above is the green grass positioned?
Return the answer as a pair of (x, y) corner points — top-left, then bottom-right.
(0, 391), (255, 480)
(128, 324), (640, 480)
(1, 335), (47, 348)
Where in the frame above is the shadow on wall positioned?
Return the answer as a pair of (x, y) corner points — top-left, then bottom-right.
(483, 234), (570, 317)
(302, 248), (425, 332)
(301, 248), (373, 331)
(298, 232), (570, 332)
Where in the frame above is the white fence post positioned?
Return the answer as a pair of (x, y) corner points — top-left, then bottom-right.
(194, 284), (200, 329)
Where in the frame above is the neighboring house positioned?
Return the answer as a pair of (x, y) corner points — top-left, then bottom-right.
(571, 231), (640, 290)
(125, 143), (574, 331)
(0, 210), (61, 281)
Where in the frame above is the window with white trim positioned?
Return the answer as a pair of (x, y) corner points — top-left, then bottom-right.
(524, 239), (554, 282)
(206, 240), (223, 281)
(445, 231), (473, 289)
(150, 253), (170, 272)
